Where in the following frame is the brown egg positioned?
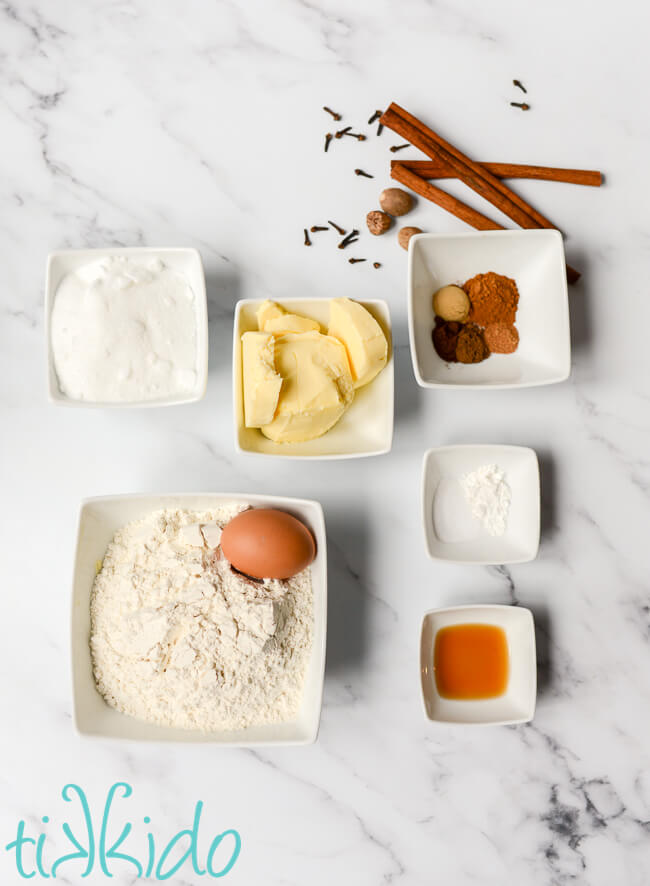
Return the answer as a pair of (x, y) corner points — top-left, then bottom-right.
(220, 509), (316, 580)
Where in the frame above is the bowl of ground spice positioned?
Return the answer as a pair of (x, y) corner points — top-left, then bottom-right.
(430, 273), (520, 364)
(407, 230), (571, 389)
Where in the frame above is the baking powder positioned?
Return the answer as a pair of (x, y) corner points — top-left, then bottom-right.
(461, 464), (511, 537)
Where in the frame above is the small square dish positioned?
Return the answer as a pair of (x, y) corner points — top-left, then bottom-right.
(233, 298), (393, 458)
(408, 230), (571, 388)
(46, 247), (208, 407)
(420, 604), (537, 725)
(422, 445), (540, 565)
(71, 493), (327, 745)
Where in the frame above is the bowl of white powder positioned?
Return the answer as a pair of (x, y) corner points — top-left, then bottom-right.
(71, 493), (327, 744)
(46, 248), (208, 406)
(421, 445), (540, 565)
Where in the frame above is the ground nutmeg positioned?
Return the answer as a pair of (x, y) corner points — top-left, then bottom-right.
(483, 322), (519, 354)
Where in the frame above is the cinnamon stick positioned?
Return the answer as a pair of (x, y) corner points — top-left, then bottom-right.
(380, 103), (556, 231)
(391, 163), (504, 231)
(391, 163), (580, 284)
(393, 160), (602, 187)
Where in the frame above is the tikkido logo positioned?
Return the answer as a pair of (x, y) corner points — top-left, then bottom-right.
(4, 783), (241, 880)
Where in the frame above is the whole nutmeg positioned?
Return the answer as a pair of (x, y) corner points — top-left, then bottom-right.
(379, 187), (413, 217)
(398, 226), (423, 250)
(366, 210), (392, 236)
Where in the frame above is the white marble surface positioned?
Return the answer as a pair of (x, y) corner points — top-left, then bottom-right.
(2, 0), (650, 882)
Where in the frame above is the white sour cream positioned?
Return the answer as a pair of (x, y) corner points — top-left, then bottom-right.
(51, 256), (198, 403)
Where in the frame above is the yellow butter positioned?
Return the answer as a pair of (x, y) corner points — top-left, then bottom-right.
(264, 314), (321, 334)
(241, 331), (282, 427)
(257, 300), (320, 335)
(328, 297), (388, 388)
(261, 332), (354, 443)
(256, 300), (285, 328)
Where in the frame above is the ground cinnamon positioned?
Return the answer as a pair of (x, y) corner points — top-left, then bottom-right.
(463, 272), (519, 326)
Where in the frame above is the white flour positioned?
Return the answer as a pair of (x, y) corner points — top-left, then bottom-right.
(90, 505), (313, 731)
(461, 464), (511, 536)
(51, 256), (198, 402)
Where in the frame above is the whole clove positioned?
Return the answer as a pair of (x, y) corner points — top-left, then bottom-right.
(368, 110), (382, 125)
(348, 258), (366, 264)
(354, 168), (374, 178)
(338, 229), (360, 249)
(324, 133), (333, 152)
(304, 228), (312, 246)
(328, 220), (347, 235)
(513, 79), (527, 93)
(335, 126), (352, 139)
(510, 102), (530, 110)
(310, 225), (328, 232)
(343, 131), (366, 141)
(373, 262), (381, 269)
(390, 143), (410, 153)
(323, 106), (341, 120)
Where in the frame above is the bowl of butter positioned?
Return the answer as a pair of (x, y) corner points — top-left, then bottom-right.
(233, 298), (393, 458)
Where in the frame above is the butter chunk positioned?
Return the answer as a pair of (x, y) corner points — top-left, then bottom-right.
(256, 300), (286, 328)
(261, 332), (354, 443)
(328, 297), (388, 388)
(241, 331), (282, 427)
(257, 300), (320, 335)
(265, 314), (321, 334)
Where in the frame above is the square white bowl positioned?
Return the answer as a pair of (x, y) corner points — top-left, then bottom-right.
(233, 299), (394, 459)
(408, 229), (571, 388)
(420, 604), (537, 725)
(46, 247), (209, 407)
(71, 493), (327, 745)
(422, 445), (540, 565)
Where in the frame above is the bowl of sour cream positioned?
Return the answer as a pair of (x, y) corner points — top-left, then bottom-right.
(46, 247), (208, 407)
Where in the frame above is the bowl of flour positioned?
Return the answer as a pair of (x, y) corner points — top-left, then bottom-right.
(46, 248), (208, 406)
(71, 493), (327, 745)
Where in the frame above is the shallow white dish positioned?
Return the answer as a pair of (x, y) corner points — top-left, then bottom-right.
(233, 298), (394, 458)
(408, 230), (571, 389)
(422, 445), (540, 565)
(420, 604), (537, 725)
(46, 247), (209, 407)
(71, 493), (327, 745)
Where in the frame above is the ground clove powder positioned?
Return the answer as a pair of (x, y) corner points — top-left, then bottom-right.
(456, 324), (490, 364)
(432, 317), (463, 362)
